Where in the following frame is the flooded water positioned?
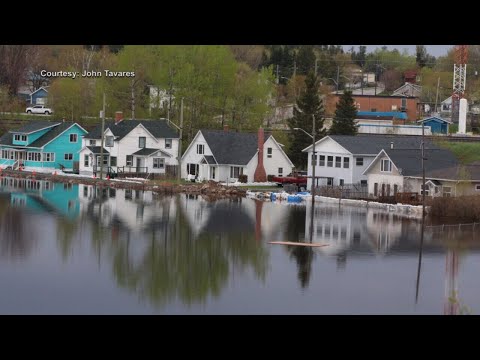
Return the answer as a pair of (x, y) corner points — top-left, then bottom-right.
(0, 176), (479, 314)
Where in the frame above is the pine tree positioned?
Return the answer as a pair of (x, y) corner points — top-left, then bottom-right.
(329, 90), (358, 135)
(287, 72), (326, 169)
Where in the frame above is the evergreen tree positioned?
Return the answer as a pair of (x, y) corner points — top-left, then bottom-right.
(329, 90), (358, 135)
(296, 45), (316, 75)
(287, 72), (326, 169)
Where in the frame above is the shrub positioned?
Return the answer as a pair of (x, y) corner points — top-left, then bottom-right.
(238, 174), (248, 183)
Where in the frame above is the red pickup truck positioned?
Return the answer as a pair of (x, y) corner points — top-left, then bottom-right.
(271, 171), (308, 188)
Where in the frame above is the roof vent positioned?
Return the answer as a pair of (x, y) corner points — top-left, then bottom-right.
(390, 142), (394, 149)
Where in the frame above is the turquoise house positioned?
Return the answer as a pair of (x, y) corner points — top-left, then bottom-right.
(417, 116), (452, 135)
(0, 121), (88, 171)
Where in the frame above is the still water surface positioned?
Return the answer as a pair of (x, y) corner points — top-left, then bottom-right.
(0, 176), (479, 314)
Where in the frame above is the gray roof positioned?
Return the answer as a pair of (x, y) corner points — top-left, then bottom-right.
(384, 148), (461, 179)
(202, 155), (217, 165)
(86, 146), (110, 154)
(86, 119), (179, 140)
(28, 122), (78, 148)
(0, 132), (13, 146)
(305, 135), (441, 155)
(201, 130), (271, 165)
(10, 121), (60, 134)
(417, 116), (452, 124)
(131, 148), (173, 157)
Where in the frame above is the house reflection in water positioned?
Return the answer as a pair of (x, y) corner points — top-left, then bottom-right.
(0, 177), (80, 219)
(305, 202), (422, 262)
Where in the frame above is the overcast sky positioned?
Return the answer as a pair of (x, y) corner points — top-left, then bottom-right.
(345, 45), (452, 57)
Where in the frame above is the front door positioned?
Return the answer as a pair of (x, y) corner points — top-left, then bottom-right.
(211, 166), (216, 180)
(136, 157), (142, 172)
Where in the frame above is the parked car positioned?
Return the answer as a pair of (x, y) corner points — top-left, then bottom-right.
(271, 171), (307, 189)
(26, 105), (53, 115)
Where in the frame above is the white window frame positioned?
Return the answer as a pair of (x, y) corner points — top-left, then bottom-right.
(43, 153), (55, 162)
(443, 186), (452, 197)
(153, 157), (165, 169)
(356, 157), (364, 166)
(197, 144), (204, 154)
(64, 153), (73, 161)
(165, 139), (172, 149)
(476, 185), (480, 191)
(343, 157), (349, 168)
(84, 154), (89, 167)
(126, 155), (133, 166)
(105, 136), (114, 147)
(335, 156), (341, 168)
(319, 155), (325, 166)
(14, 134), (20, 141)
(267, 147), (272, 158)
(381, 159), (392, 172)
(89, 140), (97, 146)
(230, 166), (243, 178)
(327, 156), (333, 167)
(139, 137), (146, 148)
(278, 167), (283, 175)
(69, 134), (78, 143)
(21, 135), (27, 142)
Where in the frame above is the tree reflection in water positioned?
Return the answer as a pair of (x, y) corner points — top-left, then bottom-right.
(284, 205), (315, 289)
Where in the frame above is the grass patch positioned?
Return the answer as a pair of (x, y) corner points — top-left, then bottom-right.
(436, 140), (480, 164)
(148, 179), (192, 186)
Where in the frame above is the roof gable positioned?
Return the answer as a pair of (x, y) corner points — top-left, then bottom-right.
(201, 130), (271, 165)
(11, 121), (60, 135)
(85, 119), (179, 140)
(417, 116), (452, 124)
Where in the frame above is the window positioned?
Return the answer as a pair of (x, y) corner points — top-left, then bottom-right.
(21, 135), (27, 142)
(374, 183), (378, 196)
(27, 152), (41, 162)
(230, 166), (243, 178)
(126, 155), (133, 166)
(386, 184), (391, 196)
(319, 155), (325, 166)
(110, 156), (117, 166)
(278, 167), (283, 175)
(343, 157), (349, 168)
(70, 134), (78, 143)
(43, 153), (55, 162)
(443, 186), (452, 197)
(327, 177), (333, 186)
(476, 185), (480, 191)
(153, 157), (165, 169)
(64, 153), (73, 161)
(105, 136), (114, 147)
(89, 140), (97, 146)
(381, 159), (392, 172)
(267, 147), (272, 158)
(311, 154), (317, 166)
(335, 156), (341, 168)
(139, 137), (146, 148)
(187, 163), (199, 176)
(353, 230), (361, 243)
(83, 185), (88, 198)
(394, 184), (398, 196)
(327, 156), (333, 167)
(64, 183), (73, 191)
(103, 155), (108, 165)
(371, 108), (377, 112)
(401, 97), (407, 109)
(381, 184), (386, 196)
(84, 154), (89, 167)
(421, 184), (430, 196)
(361, 180), (367, 186)
(356, 157), (364, 166)
(339, 179), (344, 186)
(14, 134), (20, 141)
(197, 144), (204, 154)
(165, 139), (172, 149)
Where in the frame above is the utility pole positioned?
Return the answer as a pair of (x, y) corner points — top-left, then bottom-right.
(421, 120), (426, 219)
(131, 79), (135, 120)
(99, 92), (106, 180)
(177, 97), (184, 183)
(336, 65), (340, 94)
(276, 64), (279, 84)
(434, 77), (440, 114)
(310, 114), (316, 243)
(361, 69), (364, 95)
(315, 59), (318, 77)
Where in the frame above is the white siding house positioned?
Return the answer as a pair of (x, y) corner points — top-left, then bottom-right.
(79, 113), (179, 177)
(302, 135), (429, 190)
(181, 127), (294, 183)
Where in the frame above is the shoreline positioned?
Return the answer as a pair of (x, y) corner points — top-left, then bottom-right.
(0, 169), (247, 198)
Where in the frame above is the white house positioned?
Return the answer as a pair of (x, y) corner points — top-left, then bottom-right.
(79, 112), (179, 177)
(301, 135), (427, 189)
(392, 83), (422, 98)
(181, 126), (294, 183)
(362, 146), (480, 198)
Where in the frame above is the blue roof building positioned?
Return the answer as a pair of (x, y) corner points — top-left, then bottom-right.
(417, 116), (451, 135)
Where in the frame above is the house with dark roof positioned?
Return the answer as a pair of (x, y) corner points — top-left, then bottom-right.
(301, 135), (438, 190)
(181, 125), (293, 182)
(28, 86), (49, 106)
(0, 120), (88, 171)
(417, 116), (452, 134)
(362, 147), (480, 198)
(79, 111), (179, 176)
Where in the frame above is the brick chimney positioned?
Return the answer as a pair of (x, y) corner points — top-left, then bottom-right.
(254, 127), (267, 182)
(223, 124), (229, 132)
(115, 111), (123, 125)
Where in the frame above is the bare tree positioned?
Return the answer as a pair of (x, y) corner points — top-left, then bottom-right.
(0, 45), (34, 96)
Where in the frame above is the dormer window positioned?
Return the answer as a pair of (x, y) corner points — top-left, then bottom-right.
(381, 159), (392, 172)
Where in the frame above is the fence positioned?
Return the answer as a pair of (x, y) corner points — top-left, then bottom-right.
(426, 222), (480, 233)
(314, 183), (369, 200)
